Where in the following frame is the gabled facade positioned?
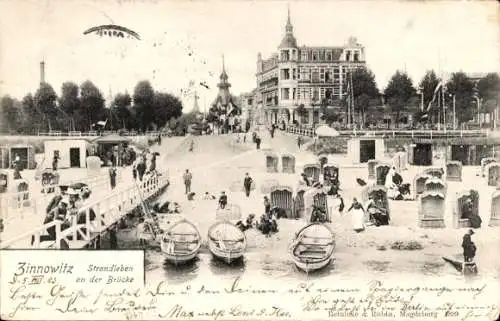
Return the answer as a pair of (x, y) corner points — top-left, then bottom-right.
(256, 7), (367, 126)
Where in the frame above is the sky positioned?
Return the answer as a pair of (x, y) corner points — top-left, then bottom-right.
(0, 0), (498, 113)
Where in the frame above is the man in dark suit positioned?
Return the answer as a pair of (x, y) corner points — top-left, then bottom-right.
(462, 229), (476, 262)
(243, 173), (253, 197)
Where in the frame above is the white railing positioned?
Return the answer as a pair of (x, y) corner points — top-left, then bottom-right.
(0, 172), (169, 249)
(285, 126), (491, 138)
(32, 130), (166, 137)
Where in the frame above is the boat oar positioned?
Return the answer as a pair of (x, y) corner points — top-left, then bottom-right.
(442, 257), (463, 272)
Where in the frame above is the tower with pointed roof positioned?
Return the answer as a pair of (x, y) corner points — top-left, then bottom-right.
(211, 55), (240, 116)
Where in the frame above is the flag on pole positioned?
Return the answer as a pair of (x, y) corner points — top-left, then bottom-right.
(426, 81), (443, 111)
(97, 119), (107, 127)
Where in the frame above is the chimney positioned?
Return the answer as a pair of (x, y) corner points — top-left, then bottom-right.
(40, 61), (45, 85)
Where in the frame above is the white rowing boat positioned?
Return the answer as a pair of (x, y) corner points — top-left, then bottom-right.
(289, 223), (335, 273)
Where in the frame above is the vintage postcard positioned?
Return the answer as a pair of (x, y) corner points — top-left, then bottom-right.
(0, 0), (499, 320)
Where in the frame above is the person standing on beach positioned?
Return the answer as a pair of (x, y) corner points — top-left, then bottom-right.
(462, 229), (476, 262)
(297, 136), (302, 149)
(183, 169), (192, 194)
(218, 191), (228, 209)
(346, 198), (365, 233)
(109, 166), (117, 190)
(243, 172), (253, 197)
(255, 136), (261, 149)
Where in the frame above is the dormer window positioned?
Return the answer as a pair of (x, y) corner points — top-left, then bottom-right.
(345, 51), (351, 61)
(326, 51), (332, 61)
(312, 51), (318, 61)
(301, 51), (308, 61)
(354, 51), (359, 62)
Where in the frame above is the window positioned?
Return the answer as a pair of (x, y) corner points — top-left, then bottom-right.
(281, 50), (289, 61)
(320, 68), (325, 81)
(301, 51), (308, 61)
(345, 51), (351, 61)
(312, 70), (319, 82)
(325, 88), (332, 99)
(312, 51), (318, 61)
(281, 68), (290, 80)
(297, 68), (301, 80)
(354, 51), (359, 61)
(292, 88), (296, 100)
(281, 88), (290, 100)
(325, 70), (331, 83)
(313, 88), (319, 101)
(326, 51), (332, 60)
(320, 88), (325, 99)
(292, 69), (297, 80)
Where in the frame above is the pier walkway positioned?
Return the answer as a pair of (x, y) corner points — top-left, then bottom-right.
(0, 167), (169, 249)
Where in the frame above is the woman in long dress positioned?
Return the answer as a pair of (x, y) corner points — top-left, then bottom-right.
(347, 198), (365, 233)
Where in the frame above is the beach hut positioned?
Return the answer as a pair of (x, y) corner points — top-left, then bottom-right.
(260, 179), (279, 194)
(423, 167), (444, 179)
(7, 144), (36, 170)
(424, 177), (447, 196)
(446, 161), (462, 182)
(418, 191), (446, 228)
(281, 153), (296, 173)
(361, 185), (391, 220)
(322, 163), (339, 186)
(347, 137), (385, 164)
(413, 174), (431, 199)
(486, 163), (500, 187)
(44, 139), (90, 169)
(481, 157), (497, 177)
(367, 159), (379, 180)
(374, 163), (391, 186)
(453, 190), (479, 229)
(489, 190), (500, 227)
(303, 188), (330, 222)
(270, 185), (294, 218)
(292, 187), (307, 219)
(265, 152), (279, 173)
(303, 164), (321, 183)
(409, 143), (433, 166)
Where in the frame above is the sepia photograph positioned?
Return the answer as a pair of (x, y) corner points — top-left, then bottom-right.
(0, 0), (499, 320)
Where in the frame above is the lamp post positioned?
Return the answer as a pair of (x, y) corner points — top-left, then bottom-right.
(448, 94), (456, 130)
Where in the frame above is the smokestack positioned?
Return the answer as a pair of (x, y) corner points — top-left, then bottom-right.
(40, 61), (45, 85)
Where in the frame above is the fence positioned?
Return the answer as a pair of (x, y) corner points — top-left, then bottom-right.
(285, 126), (491, 139)
(34, 130), (165, 137)
(0, 171), (169, 249)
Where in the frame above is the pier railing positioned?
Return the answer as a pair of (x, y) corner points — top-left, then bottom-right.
(0, 171), (169, 249)
(285, 126), (491, 139)
(1, 172), (123, 224)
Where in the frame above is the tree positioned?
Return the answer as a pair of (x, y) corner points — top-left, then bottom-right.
(58, 82), (80, 131)
(477, 73), (500, 124)
(133, 80), (155, 132)
(445, 72), (475, 124)
(34, 83), (58, 131)
(111, 93), (132, 129)
(384, 71), (416, 126)
(0, 96), (20, 133)
(80, 80), (105, 131)
(344, 67), (379, 126)
(153, 92), (183, 129)
(20, 93), (39, 133)
(477, 73), (500, 101)
(418, 70), (440, 123)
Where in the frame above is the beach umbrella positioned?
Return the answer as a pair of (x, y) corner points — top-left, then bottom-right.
(315, 125), (340, 137)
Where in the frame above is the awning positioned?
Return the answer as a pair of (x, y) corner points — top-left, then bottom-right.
(315, 125), (340, 137)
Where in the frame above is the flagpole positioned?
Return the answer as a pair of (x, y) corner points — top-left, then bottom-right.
(442, 85), (446, 131)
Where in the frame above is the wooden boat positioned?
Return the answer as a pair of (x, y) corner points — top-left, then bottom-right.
(161, 219), (201, 264)
(442, 257), (478, 275)
(289, 223), (335, 273)
(207, 221), (247, 264)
